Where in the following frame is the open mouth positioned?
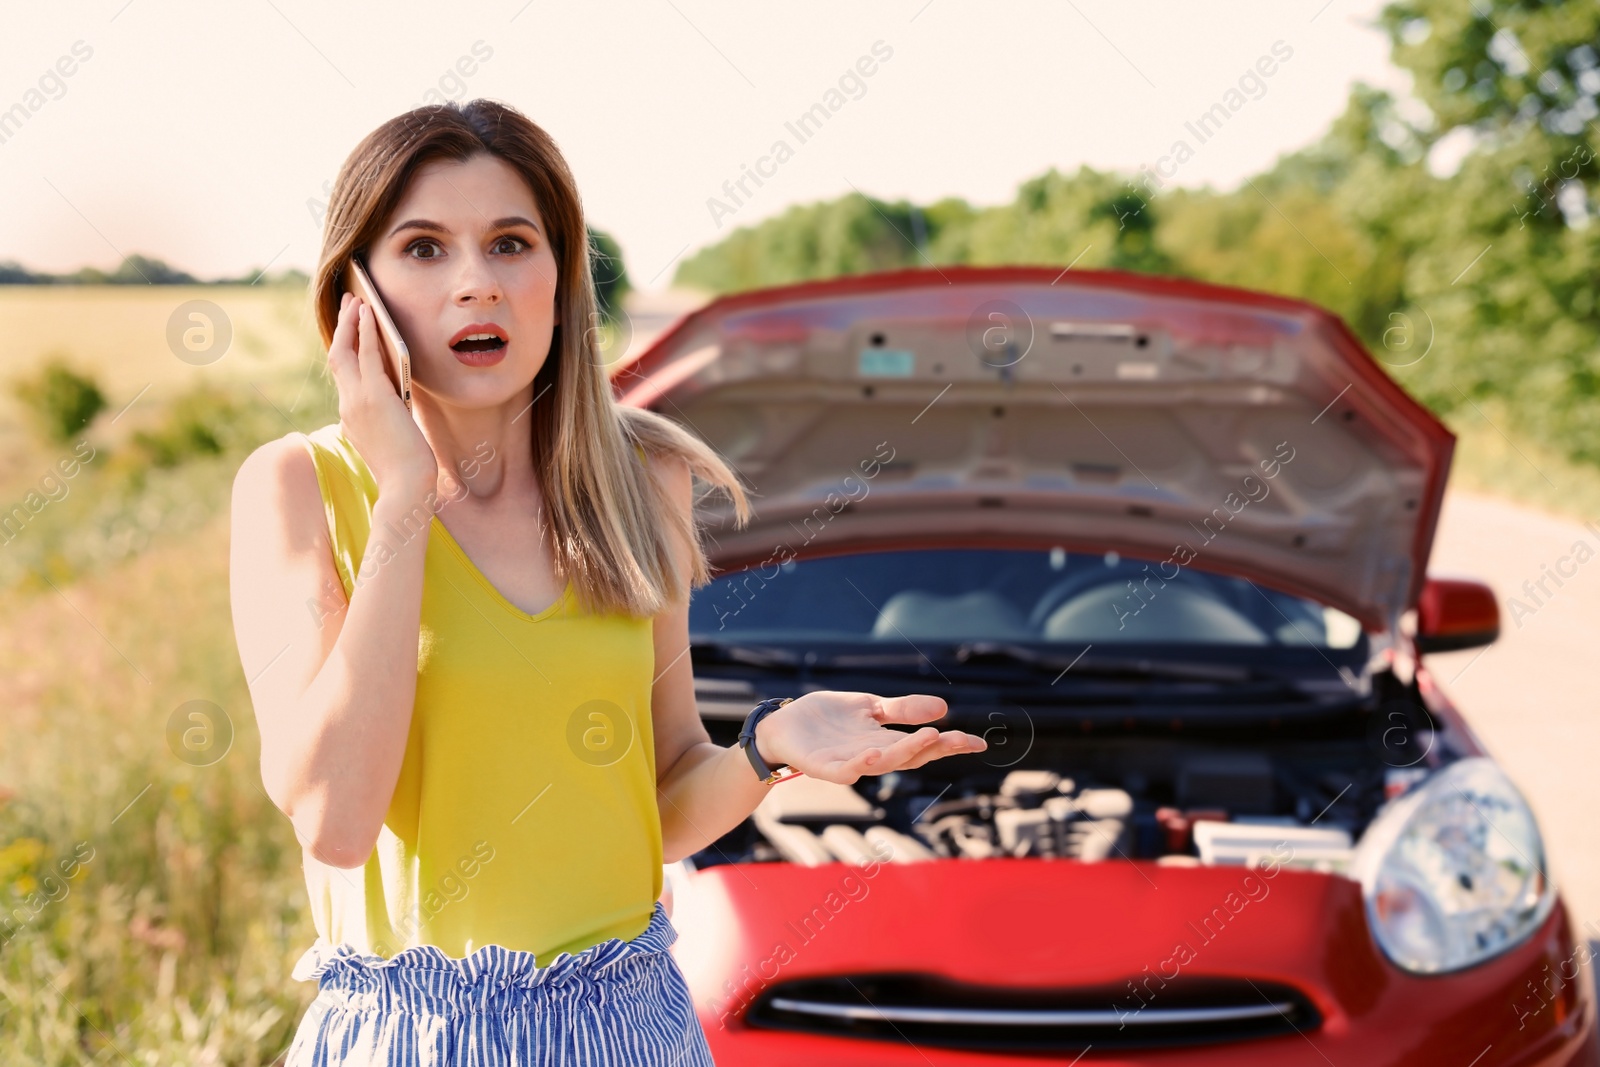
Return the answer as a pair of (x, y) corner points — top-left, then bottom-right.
(451, 334), (507, 354)
(448, 323), (511, 355)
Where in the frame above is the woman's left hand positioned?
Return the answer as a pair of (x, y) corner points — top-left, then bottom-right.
(754, 691), (987, 784)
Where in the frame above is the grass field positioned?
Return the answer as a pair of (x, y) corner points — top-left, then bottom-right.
(1, 285), (1598, 1063)
(0, 287), (331, 1062)
(0, 286), (317, 396)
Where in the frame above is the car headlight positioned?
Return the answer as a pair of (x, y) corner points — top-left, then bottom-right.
(1351, 757), (1554, 974)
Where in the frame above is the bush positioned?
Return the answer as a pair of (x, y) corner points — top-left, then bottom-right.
(11, 356), (107, 444)
(128, 385), (243, 470)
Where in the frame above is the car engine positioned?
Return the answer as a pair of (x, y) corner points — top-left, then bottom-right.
(694, 732), (1408, 874)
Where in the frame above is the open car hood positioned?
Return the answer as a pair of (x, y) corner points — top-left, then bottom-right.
(613, 267), (1454, 633)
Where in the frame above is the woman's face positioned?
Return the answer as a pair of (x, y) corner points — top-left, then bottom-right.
(365, 152), (560, 410)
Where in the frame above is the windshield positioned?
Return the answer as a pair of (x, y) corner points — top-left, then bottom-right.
(689, 547), (1365, 649)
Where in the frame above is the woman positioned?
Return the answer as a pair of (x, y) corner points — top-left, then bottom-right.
(227, 98), (986, 1065)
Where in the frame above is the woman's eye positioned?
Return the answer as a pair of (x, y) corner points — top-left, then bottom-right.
(405, 236), (529, 260)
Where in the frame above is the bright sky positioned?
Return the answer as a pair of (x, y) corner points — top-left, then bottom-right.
(0, 0), (1410, 290)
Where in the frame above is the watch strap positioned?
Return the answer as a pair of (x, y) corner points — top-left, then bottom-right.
(738, 697), (799, 784)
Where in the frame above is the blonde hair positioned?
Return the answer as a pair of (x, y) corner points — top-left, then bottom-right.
(309, 99), (750, 617)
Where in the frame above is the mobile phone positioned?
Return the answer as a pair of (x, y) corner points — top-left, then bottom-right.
(343, 256), (413, 413)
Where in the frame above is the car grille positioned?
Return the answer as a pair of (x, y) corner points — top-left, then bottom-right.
(745, 973), (1320, 1052)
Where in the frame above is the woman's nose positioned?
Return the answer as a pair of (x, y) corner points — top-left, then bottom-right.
(454, 255), (502, 303)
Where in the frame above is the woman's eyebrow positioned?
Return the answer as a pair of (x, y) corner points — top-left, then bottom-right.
(387, 215), (543, 238)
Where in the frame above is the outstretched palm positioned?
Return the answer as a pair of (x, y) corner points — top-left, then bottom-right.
(756, 691), (987, 785)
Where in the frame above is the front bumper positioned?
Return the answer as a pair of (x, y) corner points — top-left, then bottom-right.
(669, 859), (1598, 1066)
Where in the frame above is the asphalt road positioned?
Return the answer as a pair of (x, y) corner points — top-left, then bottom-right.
(1425, 489), (1600, 967)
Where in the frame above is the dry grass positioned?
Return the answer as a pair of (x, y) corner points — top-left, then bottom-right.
(1443, 404), (1600, 527)
(0, 508), (318, 1066)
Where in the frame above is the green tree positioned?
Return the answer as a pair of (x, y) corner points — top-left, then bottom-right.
(62, 255), (199, 285)
(943, 165), (1175, 275)
(588, 226), (631, 323)
(677, 193), (955, 292)
(1370, 0), (1600, 461)
(1377, 0), (1599, 156)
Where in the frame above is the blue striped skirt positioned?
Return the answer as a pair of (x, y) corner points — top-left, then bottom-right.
(283, 902), (714, 1066)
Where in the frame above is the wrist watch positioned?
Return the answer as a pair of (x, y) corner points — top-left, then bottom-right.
(738, 697), (802, 785)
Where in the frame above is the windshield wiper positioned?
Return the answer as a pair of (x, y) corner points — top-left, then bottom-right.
(691, 640), (947, 675)
(693, 638), (1282, 687)
(947, 641), (1257, 684)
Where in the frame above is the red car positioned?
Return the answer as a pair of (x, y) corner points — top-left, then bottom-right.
(612, 266), (1599, 1066)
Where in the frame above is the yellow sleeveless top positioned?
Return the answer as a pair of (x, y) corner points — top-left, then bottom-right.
(294, 422), (662, 966)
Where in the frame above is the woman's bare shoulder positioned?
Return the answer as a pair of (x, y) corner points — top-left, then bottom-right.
(643, 447), (693, 508)
(231, 432), (327, 546)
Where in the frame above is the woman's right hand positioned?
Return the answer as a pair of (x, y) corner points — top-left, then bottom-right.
(328, 290), (438, 504)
